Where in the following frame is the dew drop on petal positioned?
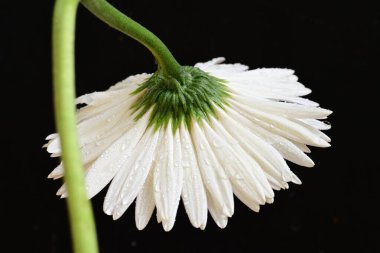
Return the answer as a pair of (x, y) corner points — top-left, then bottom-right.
(213, 140), (221, 148)
(155, 183), (160, 193)
(235, 173), (243, 181)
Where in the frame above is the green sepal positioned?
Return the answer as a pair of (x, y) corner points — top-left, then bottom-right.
(130, 66), (230, 133)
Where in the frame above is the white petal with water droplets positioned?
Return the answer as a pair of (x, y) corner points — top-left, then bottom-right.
(135, 169), (156, 230)
(202, 118), (273, 206)
(110, 127), (160, 220)
(217, 108), (295, 182)
(259, 127), (315, 167)
(153, 124), (183, 231)
(301, 119), (331, 130)
(191, 121), (234, 217)
(84, 112), (150, 201)
(207, 193), (228, 229)
(229, 94), (331, 119)
(230, 101), (330, 147)
(195, 57), (248, 74)
(180, 124), (208, 229)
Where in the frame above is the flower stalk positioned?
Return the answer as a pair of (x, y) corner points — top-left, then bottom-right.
(81, 0), (182, 80)
(52, 0), (99, 252)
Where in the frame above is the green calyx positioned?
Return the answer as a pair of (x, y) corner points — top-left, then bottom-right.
(131, 66), (230, 132)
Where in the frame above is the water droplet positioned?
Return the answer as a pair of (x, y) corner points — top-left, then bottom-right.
(185, 144), (190, 149)
(213, 140), (221, 148)
(253, 118), (261, 123)
(235, 173), (243, 181)
(121, 144), (126, 150)
(154, 184), (160, 192)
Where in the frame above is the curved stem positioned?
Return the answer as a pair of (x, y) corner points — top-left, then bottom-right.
(81, 0), (182, 79)
(52, 0), (99, 253)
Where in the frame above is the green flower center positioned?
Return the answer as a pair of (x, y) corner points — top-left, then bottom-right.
(131, 66), (230, 131)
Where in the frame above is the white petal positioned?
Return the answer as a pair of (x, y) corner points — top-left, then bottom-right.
(46, 138), (61, 154)
(56, 184), (66, 196)
(207, 193), (228, 229)
(191, 121), (234, 217)
(233, 187), (260, 212)
(223, 106), (315, 167)
(77, 99), (136, 147)
(258, 127), (315, 167)
(85, 112), (150, 202)
(229, 94), (332, 119)
(195, 57), (226, 69)
(76, 84), (138, 123)
(274, 96), (319, 107)
(293, 119), (331, 143)
(109, 73), (151, 91)
(180, 124), (208, 229)
(46, 133), (58, 140)
(230, 101), (330, 147)
(153, 124), (183, 232)
(196, 57), (248, 74)
(111, 127), (160, 220)
(135, 169), (155, 230)
(216, 108), (294, 180)
(301, 119), (331, 130)
(48, 163), (63, 179)
(223, 69), (311, 98)
(291, 174), (302, 185)
(292, 141), (311, 153)
(203, 118), (273, 205)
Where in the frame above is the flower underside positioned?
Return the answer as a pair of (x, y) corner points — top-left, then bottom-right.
(130, 66), (230, 132)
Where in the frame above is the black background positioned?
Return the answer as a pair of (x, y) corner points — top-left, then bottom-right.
(1, 0), (379, 252)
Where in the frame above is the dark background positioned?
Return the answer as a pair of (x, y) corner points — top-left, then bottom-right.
(1, 0), (379, 252)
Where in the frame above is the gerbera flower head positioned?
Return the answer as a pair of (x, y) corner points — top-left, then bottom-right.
(45, 57), (332, 231)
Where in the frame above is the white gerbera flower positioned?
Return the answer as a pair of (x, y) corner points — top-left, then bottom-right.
(45, 57), (331, 231)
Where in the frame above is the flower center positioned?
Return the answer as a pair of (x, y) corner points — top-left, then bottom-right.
(131, 66), (230, 131)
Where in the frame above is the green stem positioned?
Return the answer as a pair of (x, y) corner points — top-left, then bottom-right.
(81, 0), (182, 79)
(52, 0), (99, 253)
